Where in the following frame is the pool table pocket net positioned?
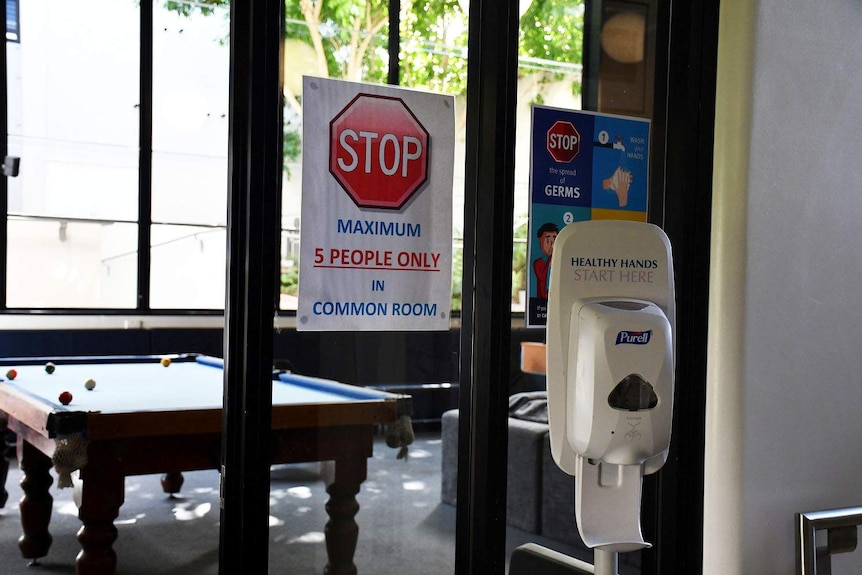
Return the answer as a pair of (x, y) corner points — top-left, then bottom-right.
(53, 432), (89, 488)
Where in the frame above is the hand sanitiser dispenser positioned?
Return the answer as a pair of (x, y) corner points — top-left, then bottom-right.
(546, 220), (675, 560)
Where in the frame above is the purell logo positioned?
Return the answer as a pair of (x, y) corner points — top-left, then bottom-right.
(615, 330), (652, 345)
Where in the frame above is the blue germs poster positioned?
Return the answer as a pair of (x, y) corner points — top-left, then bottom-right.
(527, 105), (651, 328)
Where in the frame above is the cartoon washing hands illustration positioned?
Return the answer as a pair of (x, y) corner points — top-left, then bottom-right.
(594, 134), (635, 207)
(603, 166), (633, 207)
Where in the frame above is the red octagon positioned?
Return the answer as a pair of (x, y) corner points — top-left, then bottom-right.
(330, 94), (430, 210)
(546, 120), (580, 163)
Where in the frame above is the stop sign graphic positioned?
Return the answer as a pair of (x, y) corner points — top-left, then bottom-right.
(330, 94), (430, 210)
(546, 120), (580, 163)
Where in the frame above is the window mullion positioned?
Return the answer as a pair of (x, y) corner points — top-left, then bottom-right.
(137, 0), (154, 312)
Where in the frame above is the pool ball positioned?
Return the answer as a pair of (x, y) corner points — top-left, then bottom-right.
(161, 357), (172, 367)
(5, 369), (16, 380)
(84, 379), (96, 391)
(45, 362), (56, 374)
(59, 391), (73, 405)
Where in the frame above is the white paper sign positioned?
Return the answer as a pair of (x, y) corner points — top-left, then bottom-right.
(297, 77), (455, 331)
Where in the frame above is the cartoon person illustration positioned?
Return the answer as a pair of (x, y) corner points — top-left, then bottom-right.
(532, 222), (558, 299)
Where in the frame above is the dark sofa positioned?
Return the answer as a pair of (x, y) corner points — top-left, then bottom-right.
(439, 392), (587, 547)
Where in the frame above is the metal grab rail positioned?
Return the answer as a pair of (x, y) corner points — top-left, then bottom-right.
(796, 506), (862, 575)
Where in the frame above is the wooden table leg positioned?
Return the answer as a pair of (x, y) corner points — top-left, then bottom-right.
(160, 471), (185, 495)
(76, 444), (125, 575)
(0, 415), (9, 509)
(17, 439), (54, 561)
(323, 455), (368, 575)
(0, 452), (7, 509)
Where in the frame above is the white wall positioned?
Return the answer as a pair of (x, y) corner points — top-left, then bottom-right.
(704, 1), (862, 573)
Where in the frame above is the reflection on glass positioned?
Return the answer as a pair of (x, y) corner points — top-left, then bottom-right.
(584, 1), (654, 117)
(149, 224), (226, 310)
(6, 219), (138, 309)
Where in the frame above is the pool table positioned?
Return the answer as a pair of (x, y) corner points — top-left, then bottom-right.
(0, 354), (409, 575)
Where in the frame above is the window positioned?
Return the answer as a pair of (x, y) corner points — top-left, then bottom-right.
(6, 0), (140, 309)
(3, 0), (651, 321)
(4, 0), (234, 312)
(150, 3), (230, 309)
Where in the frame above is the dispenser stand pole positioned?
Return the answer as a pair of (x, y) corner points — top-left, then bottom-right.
(594, 549), (618, 575)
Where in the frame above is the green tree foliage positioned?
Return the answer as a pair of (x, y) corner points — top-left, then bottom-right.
(164, 0), (221, 17)
(399, 0), (468, 94)
(164, 0), (583, 102)
(520, 0), (584, 69)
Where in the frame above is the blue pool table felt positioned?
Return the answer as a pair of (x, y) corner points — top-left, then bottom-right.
(0, 357), (378, 414)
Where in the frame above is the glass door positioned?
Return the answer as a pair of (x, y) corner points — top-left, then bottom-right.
(272, 0), (462, 571)
(502, 1), (660, 573)
(0, 0), (713, 573)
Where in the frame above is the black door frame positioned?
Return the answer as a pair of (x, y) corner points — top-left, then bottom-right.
(455, 0), (521, 572)
(220, 1), (283, 573)
(646, 2), (720, 574)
